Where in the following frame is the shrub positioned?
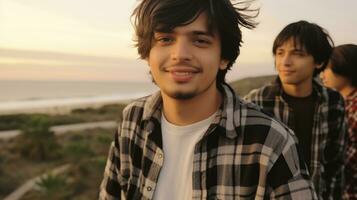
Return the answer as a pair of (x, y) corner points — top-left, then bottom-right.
(62, 142), (94, 162)
(15, 116), (60, 161)
(35, 174), (72, 200)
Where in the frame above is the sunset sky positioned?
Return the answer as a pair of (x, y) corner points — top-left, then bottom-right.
(0, 0), (356, 82)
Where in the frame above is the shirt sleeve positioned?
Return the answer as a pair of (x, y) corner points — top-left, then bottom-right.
(266, 129), (318, 199)
(99, 129), (122, 200)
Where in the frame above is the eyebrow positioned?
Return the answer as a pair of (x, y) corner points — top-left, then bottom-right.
(292, 48), (307, 53)
(191, 30), (215, 37)
(154, 30), (215, 38)
(276, 47), (306, 52)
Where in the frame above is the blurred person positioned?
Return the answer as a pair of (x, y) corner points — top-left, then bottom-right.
(320, 44), (357, 200)
(99, 0), (317, 199)
(245, 21), (347, 199)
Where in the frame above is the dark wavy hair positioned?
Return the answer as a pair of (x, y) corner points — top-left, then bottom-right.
(132, 0), (258, 85)
(330, 44), (357, 87)
(272, 20), (334, 77)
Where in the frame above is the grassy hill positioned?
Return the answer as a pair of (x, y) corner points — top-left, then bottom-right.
(229, 74), (276, 96)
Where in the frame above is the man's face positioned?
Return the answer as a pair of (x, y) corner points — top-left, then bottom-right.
(147, 12), (227, 100)
(275, 38), (321, 87)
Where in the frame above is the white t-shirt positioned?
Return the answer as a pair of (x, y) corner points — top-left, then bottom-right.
(153, 112), (216, 200)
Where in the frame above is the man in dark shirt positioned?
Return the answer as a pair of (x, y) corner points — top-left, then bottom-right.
(245, 21), (347, 199)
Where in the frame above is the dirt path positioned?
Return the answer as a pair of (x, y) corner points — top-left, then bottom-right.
(3, 164), (71, 200)
(0, 120), (117, 140)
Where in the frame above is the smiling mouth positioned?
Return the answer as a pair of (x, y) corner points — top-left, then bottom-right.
(280, 70), (295, 74)
(171, 71), (195, 76)
(167, 69), (199, 83)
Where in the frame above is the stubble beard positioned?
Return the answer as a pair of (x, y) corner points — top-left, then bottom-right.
(166, 90), (197, 100)
(162, 77), (217, 100)
(149, 73), (196, 100)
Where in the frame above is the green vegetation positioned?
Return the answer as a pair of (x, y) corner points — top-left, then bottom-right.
(0, 128), (113, 199)
(22, 157), (107, 200)
(0, 103), (126, 131)
(33, 175), (72, 200)
(15, 116), (60, 161)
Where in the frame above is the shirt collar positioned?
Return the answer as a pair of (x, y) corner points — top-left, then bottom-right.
(142, 90), (162, 122)
(141, 84), (242, 139)
(218, 83), (242, 139)
(271, 76), (326, 103)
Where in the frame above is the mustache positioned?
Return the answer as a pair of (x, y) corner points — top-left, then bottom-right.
(161, 61), (201, 71)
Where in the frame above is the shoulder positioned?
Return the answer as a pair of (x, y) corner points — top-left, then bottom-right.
(239, 99), (296, 149)
(242, 83), (280, 114)
(122, 96), (150, 117)
(117, 94), (161, 142)
(120, 99), (146, 126)
(244, 83), (278, 102)
(325, 87), (344, 104)
(319, 86), (346, 117)
(314, 81), (344, 106)
(119, 93), (162, 131)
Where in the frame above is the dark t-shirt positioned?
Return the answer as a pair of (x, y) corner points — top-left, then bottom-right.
(284, 92), (317, 168)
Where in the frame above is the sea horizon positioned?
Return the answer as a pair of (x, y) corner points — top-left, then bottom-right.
(0, 80), (159, 115)
(0, 80), (158, 102)
(0, 75), (274, 115)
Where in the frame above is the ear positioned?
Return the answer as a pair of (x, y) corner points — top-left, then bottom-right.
(219, 59), (229, 70)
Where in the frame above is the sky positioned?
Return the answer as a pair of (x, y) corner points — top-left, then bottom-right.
(0, 0), (356, 82)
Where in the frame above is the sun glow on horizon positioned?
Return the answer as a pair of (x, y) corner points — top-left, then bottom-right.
(0, 0), (356, 82)
(0, 0), (137, 58)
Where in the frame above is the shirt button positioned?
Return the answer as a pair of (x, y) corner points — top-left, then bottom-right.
(147, 186), (152, 191)
(158, 154), (163, 159)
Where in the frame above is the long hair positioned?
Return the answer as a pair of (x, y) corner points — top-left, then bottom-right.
(132, 0), (258, 85)
(272, 20), (334, 77)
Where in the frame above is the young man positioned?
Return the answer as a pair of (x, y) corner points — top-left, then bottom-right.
(100, 1), (316, 199)
(245, 21), (347, 199)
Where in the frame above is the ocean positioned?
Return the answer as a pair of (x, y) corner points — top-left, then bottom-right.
(0, 80), (158, 115)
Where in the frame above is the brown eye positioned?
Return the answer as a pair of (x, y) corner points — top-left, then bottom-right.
(193, 38), (211, 47)
(159, 37), (173, 43)
(155, 37), (174, 46)
(276, 51), (284, 56)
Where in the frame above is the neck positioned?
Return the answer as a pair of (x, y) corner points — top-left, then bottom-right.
(162, 86), (221, 126)
(339, 85), (356, 99)
(281, 80), (313, 97)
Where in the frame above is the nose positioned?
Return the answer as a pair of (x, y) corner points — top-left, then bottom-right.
(170, 39), (192, 61)
(281, 54), (292, 66)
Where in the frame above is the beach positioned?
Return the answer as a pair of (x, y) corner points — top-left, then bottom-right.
(0, 80), (158, 115)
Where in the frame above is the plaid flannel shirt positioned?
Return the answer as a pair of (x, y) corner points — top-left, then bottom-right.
(99, 83), (317, 200)
(343, 89), (357, 200)
(244, 78), (347, 200)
